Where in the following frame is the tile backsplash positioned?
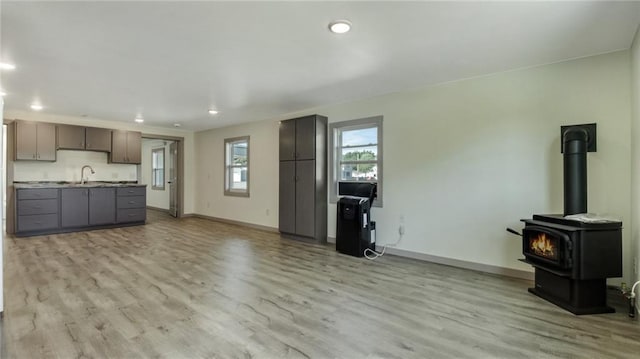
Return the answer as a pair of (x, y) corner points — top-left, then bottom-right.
(13, 150), (137, 182)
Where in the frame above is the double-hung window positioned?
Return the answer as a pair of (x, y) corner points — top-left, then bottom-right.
(224, 136), (250, 197)
(151, 148), (165, 190)
(329, 116), (383, 206)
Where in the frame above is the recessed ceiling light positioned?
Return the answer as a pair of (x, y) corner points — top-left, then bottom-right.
(329, 20), (351, 34)
(0, 91), (6, 97)
(173, 123), (181, 127)
(208, 109), (219, 115)
(0, 62), (16, 70)
(30, 104), (43, 111)
(135, 117), (144, 123)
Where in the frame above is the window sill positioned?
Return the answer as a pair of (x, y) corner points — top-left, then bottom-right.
(225, 191), (250, 198)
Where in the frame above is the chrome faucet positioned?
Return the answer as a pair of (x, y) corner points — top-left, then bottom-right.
(81, 165), (95, 184)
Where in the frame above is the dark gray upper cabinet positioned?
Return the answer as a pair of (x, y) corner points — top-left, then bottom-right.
(110, 130), (142, 164)
(57, 125), (112, 152)
(85, 127), (111, 152)
(295, 116), (316, 160)
(279, 120), (296, 161)
(57, 124), (86, 150)
(89, 187), (116, 225)
(279, 115), (318, 161)
(61, 188), (89, 228)
(278, 114), (327, 242)
(15, 121), (56, 161)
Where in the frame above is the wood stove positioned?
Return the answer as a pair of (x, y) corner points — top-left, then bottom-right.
(521, 214), (622, 314)
(515, 124), (623, 315)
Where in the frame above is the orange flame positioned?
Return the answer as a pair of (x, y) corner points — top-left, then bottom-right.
(529, 233), (557, 259)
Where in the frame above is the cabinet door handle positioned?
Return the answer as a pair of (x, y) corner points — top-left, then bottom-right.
(128, 201), (135, 204)
(35, 221), (42, 225)
(34, 206), (41, 209)
(32, 154), (36, 159)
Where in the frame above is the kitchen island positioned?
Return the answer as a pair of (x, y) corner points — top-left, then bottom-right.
(14, 182), (147, 237)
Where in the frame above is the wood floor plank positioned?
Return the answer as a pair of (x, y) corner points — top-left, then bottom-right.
(2, 209), (640, 358)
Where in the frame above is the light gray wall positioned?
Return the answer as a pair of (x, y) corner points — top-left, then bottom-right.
(194, 50), (633, 283)
(195, 120), (278, 227)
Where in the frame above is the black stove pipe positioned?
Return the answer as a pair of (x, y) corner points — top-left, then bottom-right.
(563, 128), (589, 216)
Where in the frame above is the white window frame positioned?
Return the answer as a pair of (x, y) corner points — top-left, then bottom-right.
(329, 116), (383, 207)
(151, 147), (165, 190)
(224, 136), (250, 197)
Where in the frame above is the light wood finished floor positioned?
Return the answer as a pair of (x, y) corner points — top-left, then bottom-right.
(2, 210), (640, 358)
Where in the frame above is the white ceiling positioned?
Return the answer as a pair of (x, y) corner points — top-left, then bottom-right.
(1, 1), (639, 131)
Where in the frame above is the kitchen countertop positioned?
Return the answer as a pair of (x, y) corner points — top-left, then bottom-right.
(14, 182), (147, 189)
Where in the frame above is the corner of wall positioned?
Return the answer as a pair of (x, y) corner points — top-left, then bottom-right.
(630, 23), (640, 282)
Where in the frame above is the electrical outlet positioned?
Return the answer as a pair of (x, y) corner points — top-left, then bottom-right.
(634, 257), (638, 274)
(207, 201), (210, 209)
(266, 209), (270, 216)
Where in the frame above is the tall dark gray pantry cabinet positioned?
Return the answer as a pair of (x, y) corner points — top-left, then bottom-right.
(279, 114), (327, 242)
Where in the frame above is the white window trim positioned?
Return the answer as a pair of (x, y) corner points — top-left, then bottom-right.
(151, 147), (165, 190)
(329, 116), (383, 207)
(224, 136), (250, 197)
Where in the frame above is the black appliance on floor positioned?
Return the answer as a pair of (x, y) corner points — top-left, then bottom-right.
(512, 124), (622, 315)
(336, 182), (377, 257)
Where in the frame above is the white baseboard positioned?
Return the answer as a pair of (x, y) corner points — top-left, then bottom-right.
(327, 236), (532, 280)
(146, 205), (170, 212)
(192, 214), (279, 233)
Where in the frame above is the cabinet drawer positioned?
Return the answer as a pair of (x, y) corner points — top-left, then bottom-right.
(17, 199), (58, 215)
(117, 208), (146, 223)
(117, 195), (145, 209)
(17, 214), (59, 232)
(116, 187), (145, 197)
(17, 188), (58, 200)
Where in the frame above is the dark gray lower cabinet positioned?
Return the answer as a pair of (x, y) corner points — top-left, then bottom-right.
(16, 188), (60, 233)
(89, 188), (116, 225)
(116, 187), (146, 223)
(294, 160), (316, 238)
(278, 160), (321, 239)
(15, 185), (146, 236)
(279, 161), (296, 233)
(61, 188), (89, 228)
